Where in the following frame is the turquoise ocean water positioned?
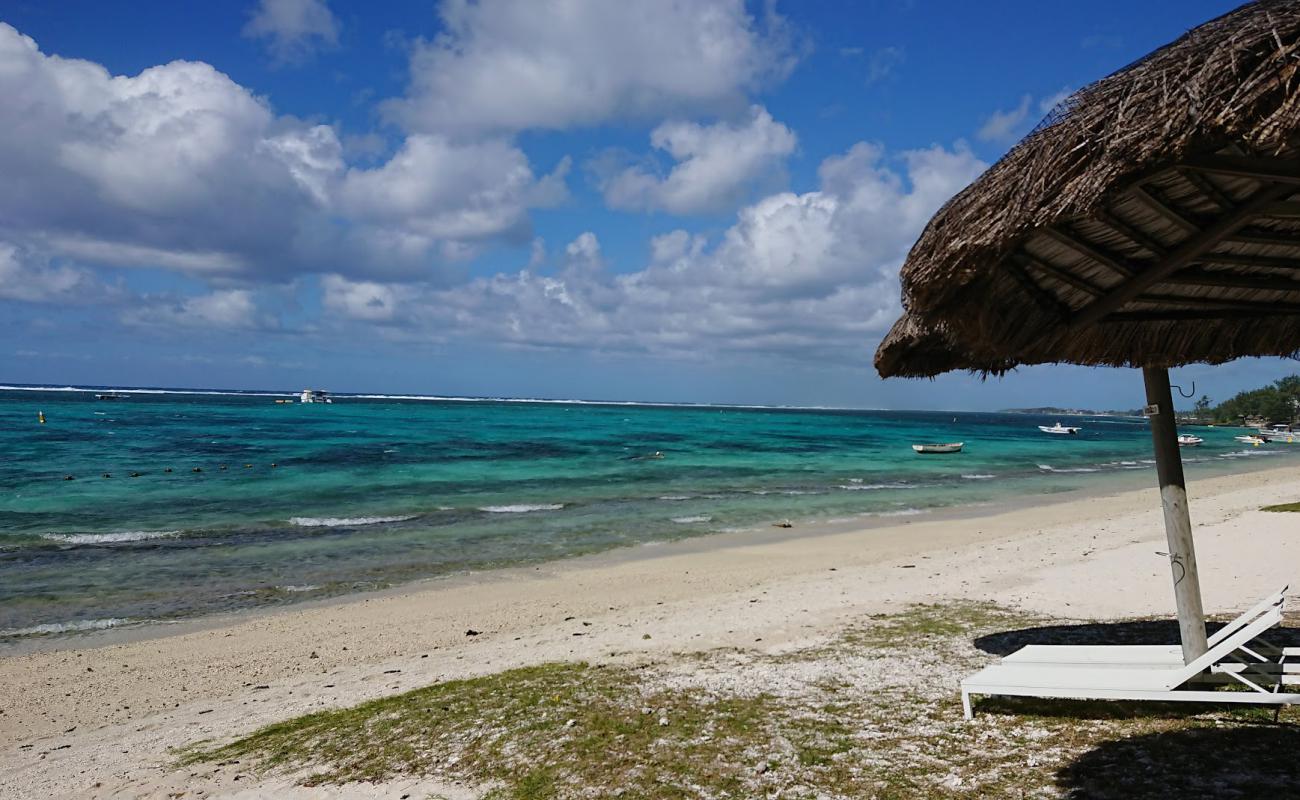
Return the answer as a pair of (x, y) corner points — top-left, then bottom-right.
(2, 385), (1295, 640)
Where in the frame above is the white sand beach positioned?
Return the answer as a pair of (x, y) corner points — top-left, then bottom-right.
(2, 464), (1299, 798)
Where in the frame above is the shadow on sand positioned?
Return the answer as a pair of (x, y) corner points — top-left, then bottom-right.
(1055, 724), (1300, 799)
(974, 620), (1300, 657)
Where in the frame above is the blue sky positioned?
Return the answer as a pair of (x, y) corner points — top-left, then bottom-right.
(0, 0), (1288, 409)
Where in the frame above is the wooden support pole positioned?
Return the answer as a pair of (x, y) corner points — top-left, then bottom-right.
(1143, 367), (1208, 664)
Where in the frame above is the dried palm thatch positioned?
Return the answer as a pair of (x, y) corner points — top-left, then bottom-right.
(876, 0), (1300, 378)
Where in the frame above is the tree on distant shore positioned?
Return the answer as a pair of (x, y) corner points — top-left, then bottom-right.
(1212, 376), (1300, 424)
(1193, 394), (1211, 421)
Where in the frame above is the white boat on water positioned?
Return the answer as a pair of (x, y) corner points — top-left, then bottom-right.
(1260, 424), (1297, 443)
(299, 389), (332, 404)
(912, 442), (964, 454)
(1038, 422), (1081, 435)
(1235, 434), (1267, 445)
(1177, 434), (1204, 447)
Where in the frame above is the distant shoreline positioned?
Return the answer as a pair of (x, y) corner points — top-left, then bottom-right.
(0, 383), (1158, 415)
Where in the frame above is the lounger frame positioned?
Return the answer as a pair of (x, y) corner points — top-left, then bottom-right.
(962, 589), (1299, 719)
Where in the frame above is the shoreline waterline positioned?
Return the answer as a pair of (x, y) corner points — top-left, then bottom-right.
(5, 387), (1296, 641)
(4, 458), (1300, 800)
(3, 459), (1294, 658)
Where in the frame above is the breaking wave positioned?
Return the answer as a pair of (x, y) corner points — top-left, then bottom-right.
(290, 515), (418, 527)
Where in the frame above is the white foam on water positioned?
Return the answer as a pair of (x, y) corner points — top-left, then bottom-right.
(0, 618), (133, 637)
(1219, 449), (1280, 459)
(478, 503), (565, 513)
(961, 474), (995, 480)
(869, 508), (928, 518)
(277, 584), (319, 592)
(657, 495), (691, 501)
(670, 515), (712, 524)
(837, 482), (915, 491)
(289, 515), (418, 527)
(1037, 464), (1100, 473)
(43, 530), (180, 545)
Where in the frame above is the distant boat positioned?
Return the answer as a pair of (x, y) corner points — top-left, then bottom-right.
(1260, 424), (1296, 442)
(1038, 422), (1081, 435)
(1177, 434), (1204, 447)
(1235, 434), (1267, 446)
(299, 389), (332, 404)
(912, 442), (964, 454)
(94, 392), (127, 401)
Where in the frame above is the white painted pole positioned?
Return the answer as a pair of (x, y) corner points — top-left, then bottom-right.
(1143, 367), (1208, 664)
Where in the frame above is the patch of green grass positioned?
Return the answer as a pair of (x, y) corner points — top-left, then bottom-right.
(183, 661), (784, 799)
(1262, 502), (1300, 512)
(839, 601), (1038, 650)
(182, 601), (1300, 799)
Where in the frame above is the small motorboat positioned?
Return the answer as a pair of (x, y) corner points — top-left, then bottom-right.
(95, 392), (127, 401)
(1258, 425), (1296, 443)
(1177, 434), (1204, 447)
(1038, 422), (1081, 435)
(912, 442), (964, 454)
(1235, 435), (1267, 446)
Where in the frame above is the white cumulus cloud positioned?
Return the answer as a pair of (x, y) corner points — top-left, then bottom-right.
(0, 22), (566, 287)
(321, 275), (399, 322)
(123, 290), (265, 330)
(0, 243), (120, 305)
(385, 0), (795, 135)
(599, 106), (797, 215)
(323, 141), (987, 362)
(977, 95), (1032, 144)
(339, 136), (568, 243)
(243, 0), (340, 64)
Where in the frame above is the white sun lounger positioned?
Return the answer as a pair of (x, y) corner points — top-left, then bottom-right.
(1002, 586), (1295, 668)
(962, 595), (1300, 719)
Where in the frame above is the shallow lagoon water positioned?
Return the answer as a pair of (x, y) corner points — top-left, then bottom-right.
(1, 385), (1292, 637)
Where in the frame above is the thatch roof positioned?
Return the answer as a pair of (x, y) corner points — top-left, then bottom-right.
(876, 0), (1300, 378)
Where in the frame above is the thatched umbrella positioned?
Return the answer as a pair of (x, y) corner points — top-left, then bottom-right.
(875, 0), (1300, 664)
